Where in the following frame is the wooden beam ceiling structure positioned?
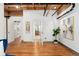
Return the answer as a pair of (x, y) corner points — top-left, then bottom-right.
(45, 4), (62, 16)
(57, 4), (71, 15)
(43, 4), (48, 16)
(4, 3), (71, 16)
(52, 5), (63, 16)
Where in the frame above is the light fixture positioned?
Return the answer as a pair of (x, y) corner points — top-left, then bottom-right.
(54, 7), (56, 9)
(16, 5), (19, 9)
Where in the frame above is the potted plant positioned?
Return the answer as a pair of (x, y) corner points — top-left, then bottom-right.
(52, 27), (60, 44)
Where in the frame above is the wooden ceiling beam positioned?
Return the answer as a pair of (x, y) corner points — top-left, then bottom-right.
(4, 3), (71, 16)
(43, 4), (48, 16)
(32, 3), (35, 10)
(4, 3), (71, 5)
(46, 5), (53, 16)
(52, 5), (63, 16)
(57, 4), (71, 15)
(4, 3), (71, 11)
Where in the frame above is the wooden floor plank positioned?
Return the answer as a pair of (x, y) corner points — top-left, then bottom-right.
(5, 40), (79, 56)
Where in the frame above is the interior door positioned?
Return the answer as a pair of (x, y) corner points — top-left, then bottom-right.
(35, 25), (41, 44)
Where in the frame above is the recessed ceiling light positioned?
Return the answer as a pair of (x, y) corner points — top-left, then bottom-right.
(54, 7), (56, 9)
(16, 5), (19, 9)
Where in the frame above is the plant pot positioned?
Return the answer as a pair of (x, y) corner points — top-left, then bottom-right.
(54, 41), (58, 44)
(53, 40), (58, 44)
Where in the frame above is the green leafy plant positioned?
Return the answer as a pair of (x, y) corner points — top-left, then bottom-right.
(52, 27), (60, 42)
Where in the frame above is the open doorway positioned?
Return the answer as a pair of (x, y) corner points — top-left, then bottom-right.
(35, 25), (41, 44)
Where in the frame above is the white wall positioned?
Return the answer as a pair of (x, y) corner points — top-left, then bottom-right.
(59, 3), (79, 53)
(22, 10), (58, 42)
(0, 3), (5, 55)
(8, 16), (22, 43)
(0, 3), (6, 39)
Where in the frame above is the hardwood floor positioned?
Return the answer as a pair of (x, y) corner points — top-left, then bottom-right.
(5, 40), (79, 56)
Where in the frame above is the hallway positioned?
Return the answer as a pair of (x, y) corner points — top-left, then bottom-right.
(5, 39), (79, 56)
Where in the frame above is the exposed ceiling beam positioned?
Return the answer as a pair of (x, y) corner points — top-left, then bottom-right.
(57, 3), (75, 19)
(32, 3), (35, 10)
(52, 5), (63, 16)
(4, 3), (71, 16)
(43, 4), (48, 16)
(46, 10), (50, 16)
(46, 5), (53, 16)
(4, 3), (71, 5)
(38, 3), (40, 9)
